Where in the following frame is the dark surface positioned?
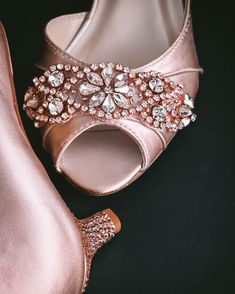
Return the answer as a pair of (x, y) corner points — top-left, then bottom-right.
(1, 1), (235, 293)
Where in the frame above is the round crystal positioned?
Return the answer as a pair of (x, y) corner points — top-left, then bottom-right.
(48, 98), (64, 115)
(48, 71), (64, 87)
(149, 79), (164, 93)
(152, 106), (167, 117)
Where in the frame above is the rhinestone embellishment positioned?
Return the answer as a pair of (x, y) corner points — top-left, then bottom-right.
(79, 65), (131, 113)
(48, 71), (64, 87)
(24, 62), (197, 131)
(48, 98), (64, 115)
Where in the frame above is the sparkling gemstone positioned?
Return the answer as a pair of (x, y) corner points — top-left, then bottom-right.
(127, 86), (137, 97)
(115, 85), (129, 94)
(181, 118), (191, 127)
(153, 120), (160, 128)
(97, 110), (105, 117)
(115, 73), (128, 87)
(105, 113), (113, 120)
(179, 105), (192, 117)
(191, 114), (197, 122)
(149, 79), (164, 93)
(48, 98), (64, 115)
(114, 112), (121, 119)
(152, 106), (167, 122)
(79, 82), (101, 95)
(113, 93), (129, 109)
(141, 112), (147, 118)
(101, 66), (114, 86)
(48, 71), (64, 87)
(146, 116), (153, 123)
(184, 93), (194, 109)
(152, 106), (167, 117)
(81, 105), (88, 112)
(170, 123), (178, 132)
(25, 92), (40, 109)
(155, 113), (166, 122)
(87, 72), (104, 86)
(91, 64), (99, 71)
(70, 77), (78, 84)
(83, 67), (91, 73)
(102, 94), (116, 113)
(89, 91), (106, 107)
(89, 108), (96, 115)
(122, 110), (129, 116)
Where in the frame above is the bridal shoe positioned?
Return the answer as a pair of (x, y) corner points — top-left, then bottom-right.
(0, 23), (121, 294)
(24, 0), (203, 196)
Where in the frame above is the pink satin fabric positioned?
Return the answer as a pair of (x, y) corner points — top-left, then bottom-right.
(37, 0), (202, 195)
(0, 23), (85, 294)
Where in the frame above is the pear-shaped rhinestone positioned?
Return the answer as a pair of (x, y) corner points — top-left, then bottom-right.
(149, 79), (164, 93)
(48, 98), (64, 115)
(87, 72), (104, 86)
(101, 66), (114, 86)
(48, 71), (64, 87)
(113, 93), (129, 109)
(181, 118), (191, 127)
(179, 106), (192, 117)
(79, 82), (101, 95)
(184, 93), (194, 109)
(102, 94), (116, 113)
(115, 73), (128, 82)
(115, 73), (128, 87)
(89, 91), (106, 107)
(115, 85), (130, 94)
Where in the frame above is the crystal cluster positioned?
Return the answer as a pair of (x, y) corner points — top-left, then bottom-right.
(76, 211), (116, 293)
(24, 62), (196, 131)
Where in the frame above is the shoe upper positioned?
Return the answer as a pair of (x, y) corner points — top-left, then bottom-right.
(29, 0), (203, 195)
(0, 23), (85, 294)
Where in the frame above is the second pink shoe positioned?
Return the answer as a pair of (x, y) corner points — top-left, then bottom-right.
(0, 22), (120, 294)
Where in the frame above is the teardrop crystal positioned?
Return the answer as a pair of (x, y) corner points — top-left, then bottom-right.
(89, 91), (106, 107)
(184, 93), (194, 109)
(115, 85), (130, 94)
(115, 73), (128, 87)
(87, 72), (104, 86)
(181, 118), (191, 127)
(179, 106), (192, 117)
(79, 82), (101, 96)
(101, 66), (114, 86)
(102, 94), (116, 113)
(113, 93), (129, 109)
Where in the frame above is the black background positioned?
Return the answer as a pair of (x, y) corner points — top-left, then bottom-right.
(1, 1), (235, 293)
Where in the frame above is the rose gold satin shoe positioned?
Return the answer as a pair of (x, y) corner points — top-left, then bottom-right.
(0, 23), (121, 294)
(24, 0), (203, 196)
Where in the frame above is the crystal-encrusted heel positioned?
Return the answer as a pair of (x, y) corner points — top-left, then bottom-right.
(76, 209), (121, 292)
